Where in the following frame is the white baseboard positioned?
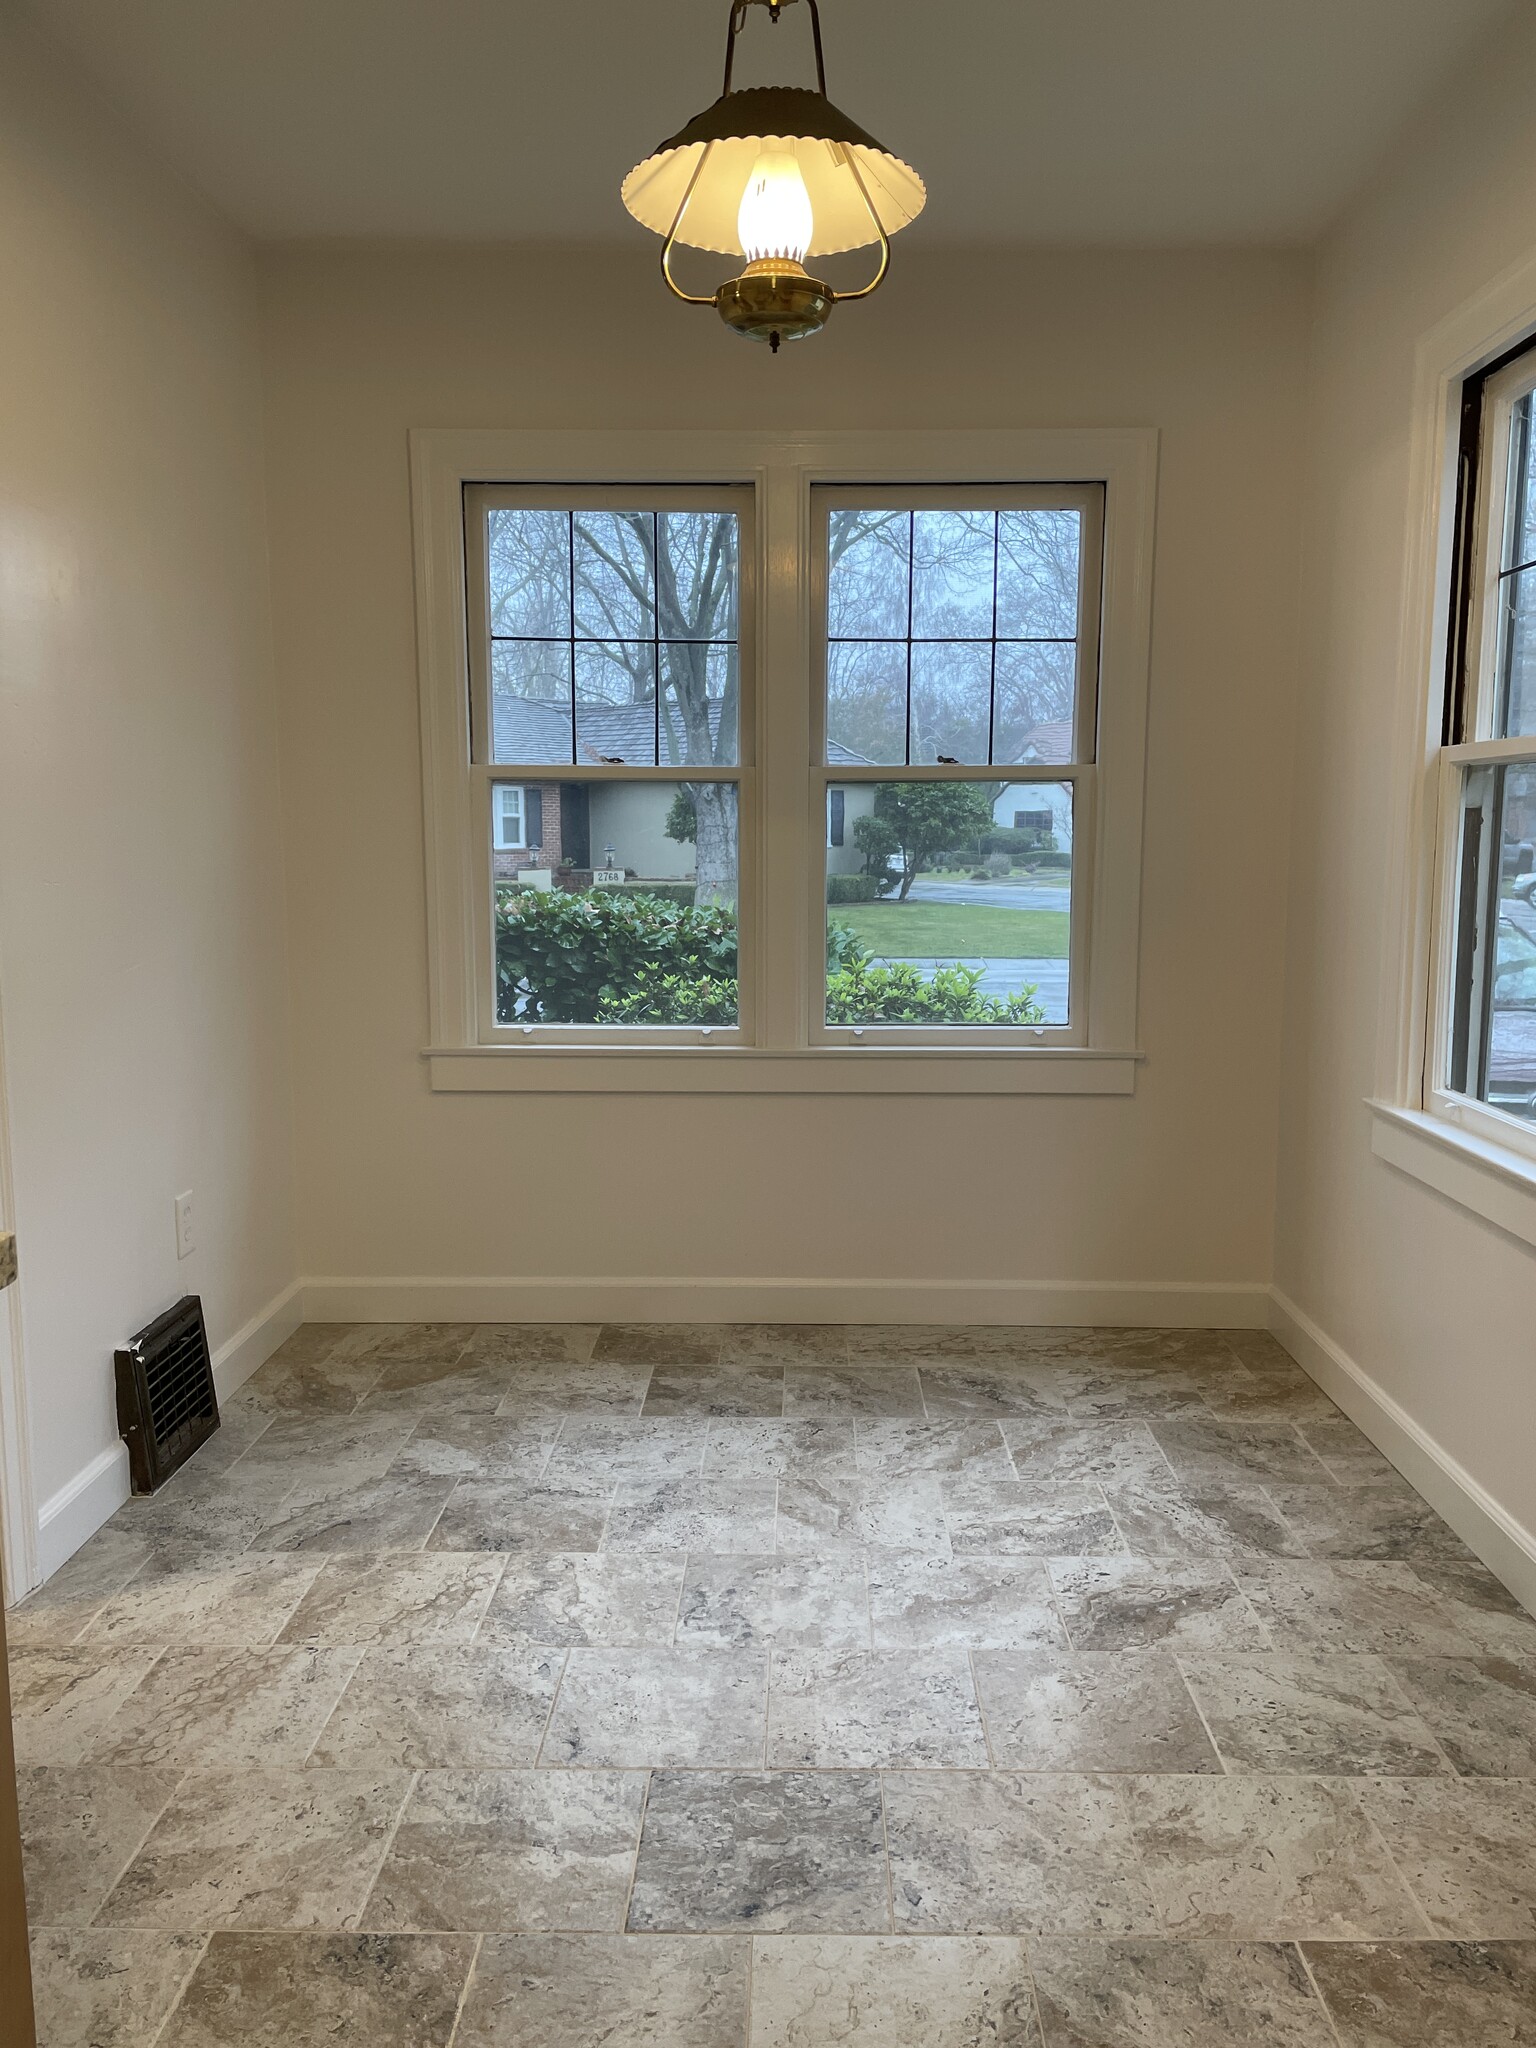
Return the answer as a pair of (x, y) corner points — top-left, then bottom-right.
(1269, 1287), (1536, 1617)
(35, 1442), (129, 1580)
(301, 1275), (1273, 1329)
(211, 1278), (304, 1403)
(26, 1276), (302, 1589)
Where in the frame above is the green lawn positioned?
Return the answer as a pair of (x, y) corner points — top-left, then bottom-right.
(830, 901), (1070, 958)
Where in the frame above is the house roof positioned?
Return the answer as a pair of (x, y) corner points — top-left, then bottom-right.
(494, 693), (868, 767)
(1016, 721), (1073, 766)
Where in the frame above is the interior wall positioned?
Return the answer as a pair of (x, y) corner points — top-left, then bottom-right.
(1276, 13), (1536, 1558)
(0, 17), (297, 1567)
(259, 241), (1308, 1306)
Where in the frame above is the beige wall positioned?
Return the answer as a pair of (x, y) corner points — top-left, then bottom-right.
(0, 19), (296, 1540)
(260, 240), (1307, 1296)
(1276, 16), (1536, 1555)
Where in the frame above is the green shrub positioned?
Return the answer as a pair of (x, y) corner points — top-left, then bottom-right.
(495, 886), (736, 1024)
(1030, 849), (1072, 870)
(826, 873), (879, 904)
(826, 920), (869, 973)
(825, 958), (1044, 1025)
(590, 881), (698, 908)
(595, 970), (738, 1025)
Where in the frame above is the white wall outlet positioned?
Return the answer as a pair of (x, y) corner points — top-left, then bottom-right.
(174, 1189), (196, 1260)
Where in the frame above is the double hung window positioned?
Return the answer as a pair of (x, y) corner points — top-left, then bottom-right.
(411, 432), (1154, 1090)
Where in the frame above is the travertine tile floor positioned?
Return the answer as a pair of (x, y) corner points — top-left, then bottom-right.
(10, 1321), (1536, 2045)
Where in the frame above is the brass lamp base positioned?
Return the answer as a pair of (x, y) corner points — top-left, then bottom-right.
(715, 260), (833, 350)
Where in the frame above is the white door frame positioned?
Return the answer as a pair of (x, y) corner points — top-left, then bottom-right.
(0, 953), (37, 1605)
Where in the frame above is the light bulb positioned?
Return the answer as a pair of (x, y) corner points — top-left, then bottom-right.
(736, 150), (814, 265)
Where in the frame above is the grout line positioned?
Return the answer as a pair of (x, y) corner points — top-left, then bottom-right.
(531, 1648), (572, 1766)
(297, 1645), (367, 1765)
(1347, 1780), (1441, 1937)
(1293, 1941), (1350, 2048)
(83, 1764), (190, 1926)
(618, 1768), (654, 1933)
(353, 1766), (420, 1931)
(443, 1932), (484, 2048)
(143, 1929), (213, 2048)
(876, 1770), (897, 1932)
(1370, 1654), (1463, 1778)
(670, 1552), (693, 1647)
(967, 1646), (998, 1769)
(1169, 1652), (1230, 1776)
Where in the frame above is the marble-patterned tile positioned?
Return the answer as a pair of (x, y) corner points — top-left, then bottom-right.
(867, 1555), (1066, 1651)
(604, 1476), (778, 1552)
(262, 1324), (360, 1369)
(677, 1555), (871, 1649)
(942, 1479), (1123, 1557)
(8, 1645), (161, 1765)
(854, 1419), (1014, 1482)
(428, 1480), (611, 1553)
(782, 1366), (926, 1419)
(1101, 1481), (1308, 1559)
(236, 1411), (419, 1500)
(6, 1529), (156, 1647)
(766, 1647), (988, 1768)
(1177, 1652), (1450, 1776)
(494, 1362), (652, 1419)
(463, 1323), (602, 1367)
(454, 1933), (748, 2048)
(29, 1928), (208, 2048)
(628, 1769), (888, 1932)
(1361, 1779), (1536, 1936)
(1031, 1937), (1337, 2048)
(355, 1355), (508, 1416)
(1147, 1415), (1327, 1487)
(883, 1772), (1159, 1935)
(749, 1934), (1038, 2047)
(1218, 1330), (1305, 1375)
(1232, 1559), (1495, 1657)
(104, 1490), (277, 1566)
(158, 1931), (476, 2048)
(1294, 1417), (1404, 1484)
(249, 1476), (455, 1555)
(1264, 1483), (1474, 1562)
(970, 1649), (1219, 1773)
(308, 1646), (563, 1769)
(86, 1646), (360, 1768)
(240, 1349), (383, 1417)
(719, 1324), (850, 1366)
(845, 1326), (1036, 1364)
(1384, 1654), (1536, 1777)
(17, 1763), (181, 1925)
(478, 1552), (687, 1648)
(1195, 1372), (1344, 1424)
(385, 1412), (559, 1480)
(642, 1365), (784, 1418)
(1049, 1557), (1270, 1652)
(999, 1420), (1176, 1489)
(330, 1325), (476, 1369)
(277, 1553), (506, 1647)
(1301, 1939), (1536, 2048)
(1122, 1776), (1425, 1938)
(918, 1365), (1066, 1420)
(541, 1648), (769, 1768)
(776, 1472), (951, 1555)
(1063, 1371), (1210, 1422)
(594, 1323), (728, 1365)
(702, 1418), (856, 1479)
(81, 1555), (323, 1650)
(542, 1418), (708, 1487)
(95, 1767), (412, 1930)
(364, 1769), (646, 1933)
(1398, 1560), (1536, 1661)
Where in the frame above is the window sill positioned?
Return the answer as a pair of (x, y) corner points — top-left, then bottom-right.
(1369, 1100), (1536, 1252)
(426, 1047), (1143, 1095)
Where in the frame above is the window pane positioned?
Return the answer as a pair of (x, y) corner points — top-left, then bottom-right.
(993, 642), (1079, 764)
(1506, 393), (1536, 574)
(997, 509), (1082, 639)
(909, 642), (991, 764)
(492, 642), (573, 763)
(494, 781), (739, 1026)
(827, 641), (907, 765)
(572, 513), (654, 640)
(660, 511), (740, 642)
(825, 780), (1072, 1027)
(574, 642), (657, 765)
(488, 509), (570, 637)
(661, 643), (737, 767)
(1498, 565), (1536, 739)
(1450, 760), (1536, 1121)
(912, 511), (995, 639)
(828, 509), (909, 638)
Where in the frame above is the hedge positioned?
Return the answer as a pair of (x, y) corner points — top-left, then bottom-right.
(826, 873), (880, 904)
(495, 886), (736, 1024)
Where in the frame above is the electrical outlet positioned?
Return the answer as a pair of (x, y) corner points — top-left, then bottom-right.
(174, 1190), (196, 1260)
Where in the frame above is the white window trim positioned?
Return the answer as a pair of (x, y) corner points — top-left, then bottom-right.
(1373, 252), (1536, 1211)
(410, 428), (1157, 1094)
(492, 784), (527, 852)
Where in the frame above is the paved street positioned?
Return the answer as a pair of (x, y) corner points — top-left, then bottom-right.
(904, 877), (1071, 911)
(870, 954), (1069, 1023)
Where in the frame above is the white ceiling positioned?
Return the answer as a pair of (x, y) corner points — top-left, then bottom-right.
(23, 0), (1512, 246)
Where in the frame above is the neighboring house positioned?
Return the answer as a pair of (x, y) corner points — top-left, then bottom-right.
(997, 721), (1074, 850)
(492, 691), (873, 884)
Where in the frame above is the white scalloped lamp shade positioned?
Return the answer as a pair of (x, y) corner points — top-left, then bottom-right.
(622, 87), (926, 260)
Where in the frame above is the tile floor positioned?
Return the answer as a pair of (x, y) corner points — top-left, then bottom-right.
(10, 1321), (1536, 2046)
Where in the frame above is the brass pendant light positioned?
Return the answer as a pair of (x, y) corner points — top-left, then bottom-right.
(621, 0), (926, 351)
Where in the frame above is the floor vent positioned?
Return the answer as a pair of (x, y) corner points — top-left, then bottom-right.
(115, 1294), (220, 1493)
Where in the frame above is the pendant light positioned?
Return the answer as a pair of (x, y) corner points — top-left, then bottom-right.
(621, 0), (926, 351)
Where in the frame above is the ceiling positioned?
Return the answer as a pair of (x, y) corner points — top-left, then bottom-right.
(22, 0), (1512, 246)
